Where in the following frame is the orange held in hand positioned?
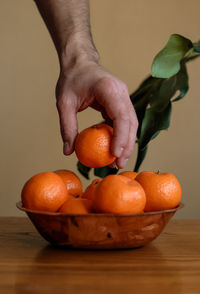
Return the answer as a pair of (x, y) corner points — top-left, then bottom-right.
(135, 171), (182, 212)
(82, 178), (102, 201)
(59, 196), (92, 214)
(119, 171), (138, 180)
(54, 169), (82, 197)
(94, 175), (146, 214)
(21, 172), (68, 212)
(75, 123), (116, 168)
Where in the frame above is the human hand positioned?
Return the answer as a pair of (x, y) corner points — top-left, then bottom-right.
(34, 0), (138, 169)
(56, 59), (138, 169)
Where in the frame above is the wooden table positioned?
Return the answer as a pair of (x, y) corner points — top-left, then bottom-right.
(0, 218), (200, 294)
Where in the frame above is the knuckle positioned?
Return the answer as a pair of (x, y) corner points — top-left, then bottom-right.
(96, 77), (120, 98)
(95, 77), (129, 100)
(123, 147), (133, 158)
(121, 144), (127, 150)
(120, 82), (129, 94)
(97, 77), (115, 90)
(131, 118), (138, 130)
(118, 140), (127, 149)
(130, 112), (139, 129)
(112, 135), (126, 149)
(115, 104), (127, 118)
(56, 96), (73, 111)
(56, 96), (64, 110)
(119, 111), (129, 122)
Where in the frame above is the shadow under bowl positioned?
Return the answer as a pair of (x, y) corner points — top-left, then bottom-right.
(16, 201), (183, 250)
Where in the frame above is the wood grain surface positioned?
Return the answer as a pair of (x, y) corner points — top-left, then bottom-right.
(0, 217), (200, 294)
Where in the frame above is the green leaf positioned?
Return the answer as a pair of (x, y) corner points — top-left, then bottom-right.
(172, 62), (188, 102)
(134, 145), (148, 172)
(139, 102), (172, 149)
(150, 61), (189, 110)
(130, 77), (163, 137)
(151, 130), (160, 140)
(135, 104), (149, 139)
(150, 77), (177, 110)
(193, 42), (200, 53)
(76, 35), (199, 179)
(94, 166), (118, 178)
(130, 76), (162, 106)
(77, 161), (91, 179)
(151, 34), (193, 78)
(183, 48), (200, 62)
(130, 76), (154, 104)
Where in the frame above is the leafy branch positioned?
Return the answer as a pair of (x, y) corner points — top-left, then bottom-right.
(78, 34), (200, 179)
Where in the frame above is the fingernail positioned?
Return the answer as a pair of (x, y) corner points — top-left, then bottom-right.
(119, 158), (128, 169)
(114, 147), (124, 158)
(109, 161), (117, 169)
(63, 142), (70, 155)
(124, 158), (128, 165)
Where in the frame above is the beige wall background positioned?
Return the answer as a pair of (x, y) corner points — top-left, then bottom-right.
(0, 0), (199, 218)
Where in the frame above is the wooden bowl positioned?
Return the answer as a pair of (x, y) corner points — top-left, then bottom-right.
(16, 201), (183, 249)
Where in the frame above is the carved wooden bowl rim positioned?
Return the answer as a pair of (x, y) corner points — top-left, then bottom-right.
(16, 201), (184, 217)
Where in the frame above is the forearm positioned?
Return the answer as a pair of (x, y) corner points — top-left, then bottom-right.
(34, 0), (99, 68)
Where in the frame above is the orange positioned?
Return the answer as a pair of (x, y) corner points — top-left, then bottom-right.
(54, 169), (82, 197)
(94, 175), (146, 214)
(82, 178), (102, 201)
(59, 196), (92, 214)
(135, 171), (182, 211)
(21, 172), (68, 212)
(119, 171), (138, 180)
(75, 123), (116, 168)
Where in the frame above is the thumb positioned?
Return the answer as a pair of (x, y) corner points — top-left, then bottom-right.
(56, 95), (78, 155)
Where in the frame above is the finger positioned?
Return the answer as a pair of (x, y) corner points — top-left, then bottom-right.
(117, 106), (138, 168)
(94, 78), (131, 158)
(56, 94), (78, 155)
(109, 160), (117, 169)
(116, 121), (137, 169)
(112, 114), (130, 158)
